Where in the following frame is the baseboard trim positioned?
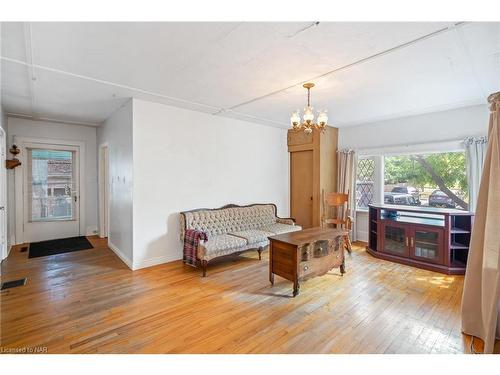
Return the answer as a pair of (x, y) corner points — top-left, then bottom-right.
(107, 240), (133, 270)
(356, 230), (369, 243)
(133, 254), (178, 270)
(85, 227), (99, 236)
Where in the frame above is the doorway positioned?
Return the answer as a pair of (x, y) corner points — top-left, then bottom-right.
(98, 143), (109, 238)
(15, 138), (85, 243)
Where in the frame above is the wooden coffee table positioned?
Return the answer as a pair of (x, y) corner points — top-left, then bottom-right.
(268, 227), (348, 297)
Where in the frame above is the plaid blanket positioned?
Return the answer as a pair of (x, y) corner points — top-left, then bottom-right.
(183, 229), (208, 267)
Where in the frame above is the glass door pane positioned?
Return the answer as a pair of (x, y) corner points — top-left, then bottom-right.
(412, 229), (442, 264)
(383, 225), (408, 257)
(28, 149), (75, 222)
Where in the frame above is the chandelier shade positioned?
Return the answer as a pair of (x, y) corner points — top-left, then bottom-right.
(289, 83), (328, 133)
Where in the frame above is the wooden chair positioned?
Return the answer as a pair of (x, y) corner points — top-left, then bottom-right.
(321, 190), (353, 253)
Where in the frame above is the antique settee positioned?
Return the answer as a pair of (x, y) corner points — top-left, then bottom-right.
(180, 203), (301, 276)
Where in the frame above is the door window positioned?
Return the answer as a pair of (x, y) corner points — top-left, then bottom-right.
(28, 149), (76, 222)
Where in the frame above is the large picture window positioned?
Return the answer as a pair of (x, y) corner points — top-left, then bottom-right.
(384, 151), (468, 210)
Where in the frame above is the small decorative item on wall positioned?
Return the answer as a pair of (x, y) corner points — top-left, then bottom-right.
(5, 144), (22, 169)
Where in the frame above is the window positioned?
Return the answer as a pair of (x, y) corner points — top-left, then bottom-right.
(356, 157), (375, 210)
(384, 151), (468, 210)
(29, 149), (75, 221)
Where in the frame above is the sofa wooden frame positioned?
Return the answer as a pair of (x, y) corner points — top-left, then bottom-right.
(180, 203), (296, 276)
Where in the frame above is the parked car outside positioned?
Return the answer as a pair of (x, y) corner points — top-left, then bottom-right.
(428, 190), (456, 208)
(384, 192), (417, 206)
(391, 186), (421, 205)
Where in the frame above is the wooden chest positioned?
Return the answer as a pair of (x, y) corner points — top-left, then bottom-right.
(268, 227), (348, 297)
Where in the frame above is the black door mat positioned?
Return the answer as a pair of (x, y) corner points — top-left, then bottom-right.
(1, 278), (27, 290)
(29, 236), (93, 258)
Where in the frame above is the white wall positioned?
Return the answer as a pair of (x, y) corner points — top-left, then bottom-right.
(339, 104), (489, 150)
(339, 104), (490, 241)
(132, 99), (289, 269)
(7, 117), (98, 243)
(97, 100), (134, 267)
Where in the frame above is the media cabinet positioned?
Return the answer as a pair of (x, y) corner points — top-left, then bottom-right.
(366, 204), (474, 275)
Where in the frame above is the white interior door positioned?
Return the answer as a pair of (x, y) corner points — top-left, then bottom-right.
(22, 144), (81, 242)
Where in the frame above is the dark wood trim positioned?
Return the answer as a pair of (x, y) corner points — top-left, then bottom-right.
(180, 203), (295, 235)
(180, 203), (294, 276)
(366, 246), (465, 275)
(367, 205), (472, 275)
(369, 203), (473, 216)
(269, 228), (347, 297)
(379, 221), (411, 258)
(201, 260), (208, 277)
(409, 224), (445, 265)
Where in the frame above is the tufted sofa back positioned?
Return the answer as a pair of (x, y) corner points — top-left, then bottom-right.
(181, 204), (277, 238)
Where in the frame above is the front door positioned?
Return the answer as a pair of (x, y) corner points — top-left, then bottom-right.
(23, 145), (81, 242)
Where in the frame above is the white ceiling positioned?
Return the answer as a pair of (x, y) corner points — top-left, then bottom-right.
(1, 22), (499, 127)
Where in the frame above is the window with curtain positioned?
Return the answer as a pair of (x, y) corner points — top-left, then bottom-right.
(356, 157), (375, 209)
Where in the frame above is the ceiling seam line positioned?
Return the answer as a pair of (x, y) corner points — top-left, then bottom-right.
(215, 109), (287, 126)
(23, 22), (38, 118)
(1, 56), (287, 127)
(228, 22), (469, 111)
(6, 112), (100, 127)
(1, 55), (285, 127)
(0, 56), (223, 113)
(3, 53), (285, 128)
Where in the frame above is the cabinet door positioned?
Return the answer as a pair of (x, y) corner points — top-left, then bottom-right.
(380, 222), (410, 257)
(409, 226), (444, 265)
(290, 150), (314, 228)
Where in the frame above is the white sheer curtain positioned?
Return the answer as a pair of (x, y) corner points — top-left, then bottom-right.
(337, 149), (357, 241)
(464, 136), (488, 212)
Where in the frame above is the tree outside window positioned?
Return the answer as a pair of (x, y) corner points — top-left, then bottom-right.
(384, 151), (468, 210)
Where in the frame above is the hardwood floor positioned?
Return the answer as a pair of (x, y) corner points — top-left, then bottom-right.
(0, 236), (488, 353)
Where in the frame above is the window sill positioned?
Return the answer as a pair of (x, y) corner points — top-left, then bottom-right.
(356, 208), (369, 214)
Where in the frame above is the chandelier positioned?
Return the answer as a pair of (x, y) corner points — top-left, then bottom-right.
(290, 83), (328, 134)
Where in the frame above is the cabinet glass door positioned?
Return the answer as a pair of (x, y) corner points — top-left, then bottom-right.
(382, 224), (409, 257)
(410, 227), (443, 265)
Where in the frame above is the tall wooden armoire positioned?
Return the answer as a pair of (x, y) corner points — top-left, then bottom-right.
(288, 127), (338, 229)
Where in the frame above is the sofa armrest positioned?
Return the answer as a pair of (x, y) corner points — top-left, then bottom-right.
(276, 217), (296, 225)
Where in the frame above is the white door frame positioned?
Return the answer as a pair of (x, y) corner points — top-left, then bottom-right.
(14, 136), (86, 244)
(0, 127), (8, 260)
(98, 142), (109, 238)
